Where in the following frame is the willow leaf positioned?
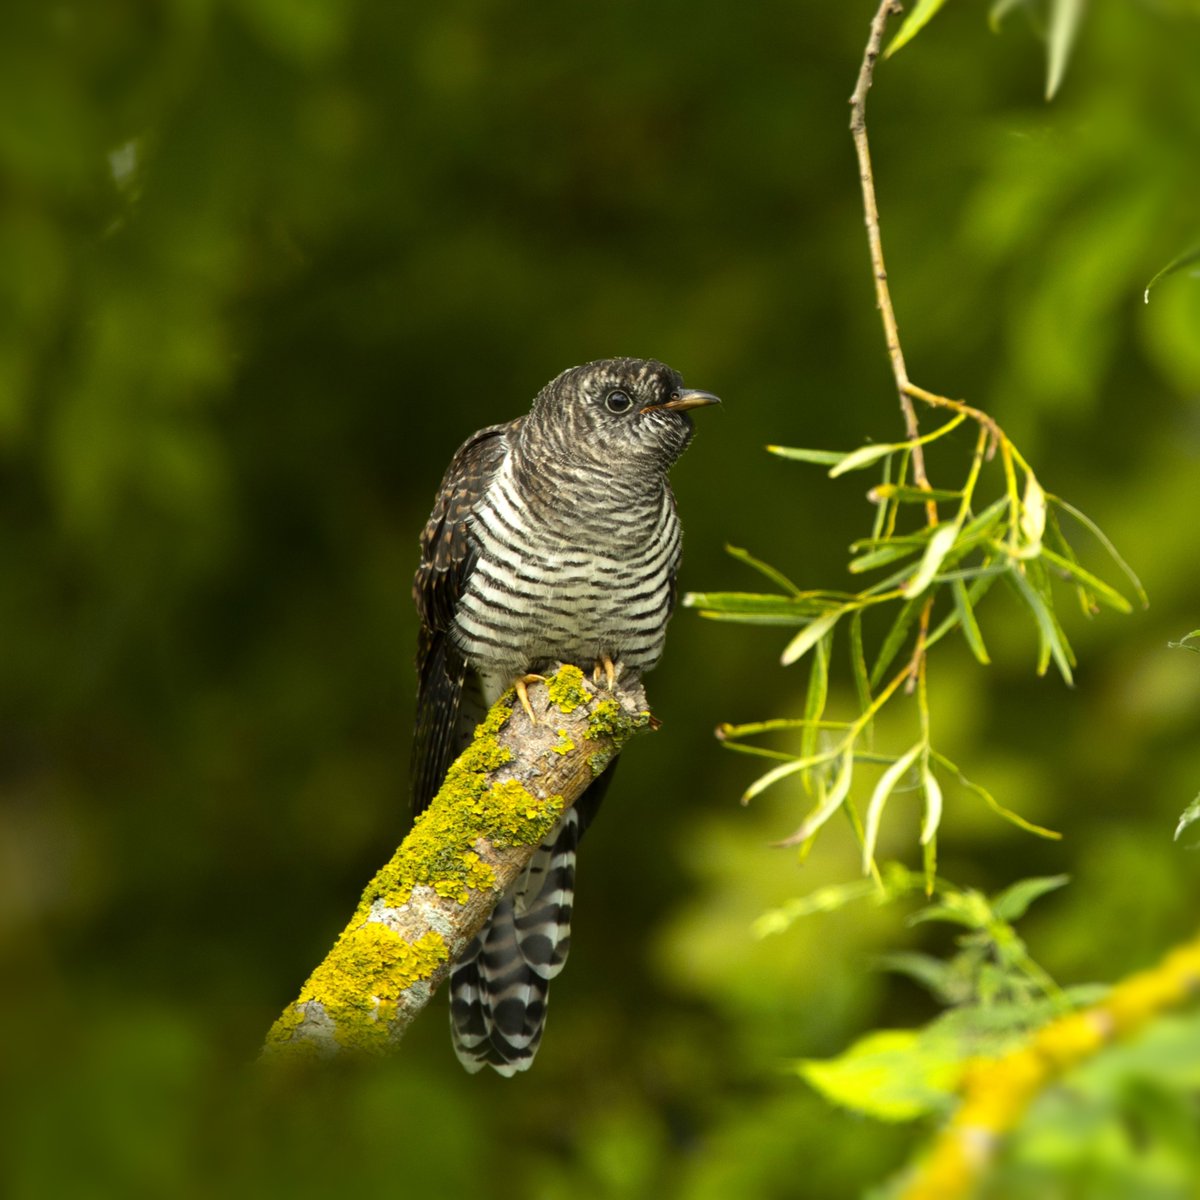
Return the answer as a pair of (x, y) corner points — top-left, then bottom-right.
(863, 743), (924, 873)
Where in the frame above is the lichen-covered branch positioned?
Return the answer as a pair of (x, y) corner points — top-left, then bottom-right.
(899, 929), (1200, 1200)
(261, 665), (651, 1063)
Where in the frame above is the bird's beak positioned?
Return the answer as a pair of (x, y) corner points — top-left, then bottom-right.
(652, 389), (722, 413)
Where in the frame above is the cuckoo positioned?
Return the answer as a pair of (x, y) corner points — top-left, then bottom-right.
(411, 357), (718, 1074)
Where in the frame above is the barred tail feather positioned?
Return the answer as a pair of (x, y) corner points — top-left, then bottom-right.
(449, 810), (579, 1075)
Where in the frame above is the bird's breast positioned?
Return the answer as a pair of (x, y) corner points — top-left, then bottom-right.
(451, 460), (681, 685)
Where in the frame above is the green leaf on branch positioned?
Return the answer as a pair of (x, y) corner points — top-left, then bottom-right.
(1045, 0), (1086, 100)
(992, 874), (1071, 921)
(885, 0), (957, 59)
(1144, 243), (1200, 303)
(776, 750), (855, 845)
(903, 522), (960, 597)
(781, 607), (845, 666)
(766, 445), (845, 465)
(1040, 547), (1133, 614)
(863, 743), (924, 873)
(952, 578), (991, 664)
(724, 544), (802, 596)
(796, 1029), (959, 1122)
(1175, 796), (1200, 845)
(683, 592), (831, 623)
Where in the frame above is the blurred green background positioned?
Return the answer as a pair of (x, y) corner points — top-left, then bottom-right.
(3, 1), (1199, 1196)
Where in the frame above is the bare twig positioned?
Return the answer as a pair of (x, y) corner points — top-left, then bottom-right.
(850, 1), (935, 516)
(851, 2), (1007, 475)
(261, 666), (651, 1063)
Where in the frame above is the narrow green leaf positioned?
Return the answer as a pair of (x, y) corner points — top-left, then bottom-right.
(718, 742), (798, 763)
(990, 0), (1031, 31)
(863, 742), (924, 873)
(922, 832), (937, 896)
(849, 542), (922, 575)
(904, 523), (961, 597)
(1045, 0), (1086, 100)
(725, 544), (802, 596)
(1028, 557), (1078, 669)
(1009, 567), (1074, 685)
(828, 443), (896, 478)
(1044, 506), (1097, 615)
(776, 750), (855, 846)
(1176, 795), (1200, 843)
(754, 878), (884, 938)
(801, 630), (832, 778)
(926, 569), (1000, 652)
(1169, 631), (1200, 652)
(767, 445), (845, 465)
(1144, 243), (1200, 303)
(849, 610), (873, 721)
(741, 749), (840, 805)
(930, 750), (1062, 840)
(781, 607), (845, 667)
(1040, 547), (1132, 614)
(851, 532), (938, 553)
(885, 0), (956, 58)
(683, 592), (828, 622)
(871, 452), (893, 542)
(991, 874), (1071, 921)
(961, 496), (1011, 543)
(719, 717), (852, 739)
(1020, 472), (1047, 550)
(871, 598), (922, 687)
(920, 762), (944, 846)
(870, 484), (964, 504)
(951, 578), (991, 664)
(1050, 496), (1148, 608)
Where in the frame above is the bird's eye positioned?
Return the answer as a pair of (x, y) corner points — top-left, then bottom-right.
(604, 389), (634, 414)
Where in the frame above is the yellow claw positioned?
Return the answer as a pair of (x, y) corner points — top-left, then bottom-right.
(513, 674), (548, 724)
(591, 654), (617, 690)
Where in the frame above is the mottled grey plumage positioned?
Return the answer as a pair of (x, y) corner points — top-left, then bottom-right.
(411, 357), (717, 1075)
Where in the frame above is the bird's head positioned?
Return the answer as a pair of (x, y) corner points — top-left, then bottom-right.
(528, 357), (720, 472)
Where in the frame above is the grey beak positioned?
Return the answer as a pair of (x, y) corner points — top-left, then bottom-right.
(655, 389), (721, 413)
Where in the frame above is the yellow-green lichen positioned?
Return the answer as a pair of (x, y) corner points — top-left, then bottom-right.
(587, 749), (613, 776)
(546, 664), (589, 714)
(584, 698), (652, 744)
(265, 922), (450, 1055)
(353, 692), (565, 915)
(552, 728), (575, 755)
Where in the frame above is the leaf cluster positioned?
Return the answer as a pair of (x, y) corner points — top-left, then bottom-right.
(685, 413), (1143, 880)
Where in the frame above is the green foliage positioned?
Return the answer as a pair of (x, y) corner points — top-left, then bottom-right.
(887, 0), (1088, 99)
(1144, 244), (1200, 303)
(687, 410), (1141, 876)
(795, 872), (1087, 1120)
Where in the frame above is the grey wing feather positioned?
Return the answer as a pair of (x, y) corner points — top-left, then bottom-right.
(411, 419), (516, 816)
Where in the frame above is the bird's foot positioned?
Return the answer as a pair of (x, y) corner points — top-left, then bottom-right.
(592, 654), (619, 691)
(513, 674), (548, 724)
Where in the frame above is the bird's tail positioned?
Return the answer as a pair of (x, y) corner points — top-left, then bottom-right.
(449, 809), (579, 1075)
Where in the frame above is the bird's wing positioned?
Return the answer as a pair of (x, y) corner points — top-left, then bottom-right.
(411, 419), (515, 816)
(665, 483), (683, 619)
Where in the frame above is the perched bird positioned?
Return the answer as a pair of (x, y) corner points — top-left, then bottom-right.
(411, 357), (719, 1075)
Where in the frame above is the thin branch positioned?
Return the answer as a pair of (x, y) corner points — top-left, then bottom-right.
(850, 1), (936, 521)
(260, 666), (651, 1063)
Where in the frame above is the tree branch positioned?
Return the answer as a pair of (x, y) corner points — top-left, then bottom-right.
(260, 665), (651, 1063)
(850, 1), (934, 505)
(899, 929), (1200, 1200)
